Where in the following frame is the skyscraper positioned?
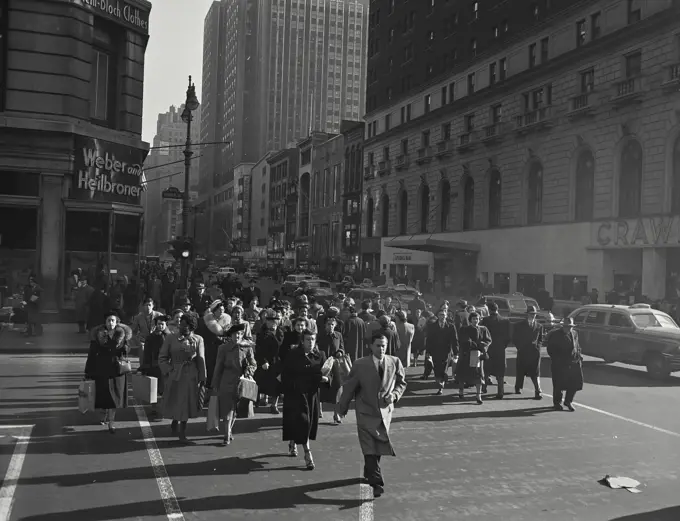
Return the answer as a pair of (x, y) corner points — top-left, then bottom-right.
(199, 0), (369, 195)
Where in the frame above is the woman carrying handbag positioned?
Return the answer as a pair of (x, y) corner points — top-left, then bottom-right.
(211, 323), (257, 446)
(84, 310), (133, 433)
(455, 312), (492, 404)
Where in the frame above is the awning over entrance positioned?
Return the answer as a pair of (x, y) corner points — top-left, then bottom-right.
(388, 237), (481, 253)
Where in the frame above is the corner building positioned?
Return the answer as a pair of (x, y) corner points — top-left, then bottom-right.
(0, 0), (151, 314)
(363, 0), (680, 301)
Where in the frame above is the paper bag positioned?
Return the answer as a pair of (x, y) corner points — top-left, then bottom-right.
(132, 373), (158, 404)
(78, 380), (96, 414)
(206, 395), (220, 432)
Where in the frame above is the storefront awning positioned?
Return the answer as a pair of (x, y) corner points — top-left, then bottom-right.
(388, 237), (481, 253)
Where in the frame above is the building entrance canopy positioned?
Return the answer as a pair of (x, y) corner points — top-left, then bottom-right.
(388, 237), (481, 254)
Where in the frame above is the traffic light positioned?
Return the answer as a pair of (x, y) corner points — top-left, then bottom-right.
(167, 237), (194, 262)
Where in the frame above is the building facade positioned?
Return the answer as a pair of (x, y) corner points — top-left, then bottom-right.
(310, 134), (344, 275)
(341, 120), (364, 275)
(142, 104), (201, 256)
(230, 162), (255, 268)
(210, 181), (234, 265)
(0, 0), (152, 314)
(363, 0), (680, 301)
(247, 153), (272, 267)
(267, 149), (299, 269)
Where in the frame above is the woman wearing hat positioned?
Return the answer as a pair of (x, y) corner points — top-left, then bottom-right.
(455, 312), (492, 404)
(84, 310), (133, 433)
(280, 317), (308, 363)
(211, 322), (257, 445)
(281, 328), (330, 468)
(158, 313), (207, 443)
(203, 300), (232, 385)
(230, 305), (253, 340)
(512, 305), (544, 399)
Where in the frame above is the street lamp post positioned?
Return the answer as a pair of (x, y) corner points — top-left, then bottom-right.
(180, 76), (200, 290)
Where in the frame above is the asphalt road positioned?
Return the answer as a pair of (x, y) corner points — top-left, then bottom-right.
(1, 351), (680, 521)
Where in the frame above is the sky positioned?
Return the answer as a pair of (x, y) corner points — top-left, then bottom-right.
(141, 0), (215, 143)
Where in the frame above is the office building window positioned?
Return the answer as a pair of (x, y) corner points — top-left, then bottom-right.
(90, 19), (120, 127)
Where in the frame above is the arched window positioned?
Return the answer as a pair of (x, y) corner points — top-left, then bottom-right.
(440, 180), (451, 232)
(381, 194), (390, 236)
(420, 184), (430, 233)
(399, 190), (408, 235)
(488, 169), (501, 228)
(672, 137), (680, 213)
(574, 150), (595, 221)
(619, 140), (643, 218)
(527, 161), (543, 224)
(463, 177), (475, 230)
(366, 197), (374, 237)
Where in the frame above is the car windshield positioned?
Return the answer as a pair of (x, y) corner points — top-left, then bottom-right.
(631, 313), (680, 329)
(524, 298), (540, 310)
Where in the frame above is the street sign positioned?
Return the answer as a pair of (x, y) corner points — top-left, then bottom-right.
(162, 186), (184, 200)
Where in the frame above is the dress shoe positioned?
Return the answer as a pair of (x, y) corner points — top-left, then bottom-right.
(553, 403), (563, 411)
(372, 485), (384, 498)
(565, 402), (575, 412)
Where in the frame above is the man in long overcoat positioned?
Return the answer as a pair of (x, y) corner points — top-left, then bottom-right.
(338, 332), (407, 498)
(426, 309), (459, 395)
(512, 305), (544, 399)
(481, 302), (511, 398)
(546, 317), (583, 411)
(343, 306), (366, 361)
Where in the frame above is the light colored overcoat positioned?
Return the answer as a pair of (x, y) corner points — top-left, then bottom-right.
(338, 355), (407, 456)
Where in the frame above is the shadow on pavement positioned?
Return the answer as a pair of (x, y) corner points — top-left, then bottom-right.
(16, 478), (366, 521)
(392, 406), (556, 424)
(609, 506), (680, 520)
(502, 357), (680, 388)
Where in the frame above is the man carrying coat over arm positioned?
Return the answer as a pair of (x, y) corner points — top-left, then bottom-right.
(337, 331), (407, 499)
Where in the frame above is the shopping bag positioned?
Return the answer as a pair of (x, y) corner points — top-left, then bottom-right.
(197, 384), (207, 409)
(206, 395), (220, 432)
(131, 373), (158, 404)
(337, 355), (352, 381)
(469, 350), (481, 368)
(78, 380), (95, 414)
(320, 357), (335, 377)
(237, 377), (258, 402)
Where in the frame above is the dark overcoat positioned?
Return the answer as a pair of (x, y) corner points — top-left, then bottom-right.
(481, 314), (511, 377)
(85, 324), (132, 410)
(281, 348), (326, 444)
(546, 328), (584, 392)
(254, 328), (283, 396)
(426, 320), (459, 377)
(455, 325), (492, 385)
(512, 320), (544, 378)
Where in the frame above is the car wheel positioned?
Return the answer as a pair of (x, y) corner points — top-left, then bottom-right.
(645, 353), (671, 380)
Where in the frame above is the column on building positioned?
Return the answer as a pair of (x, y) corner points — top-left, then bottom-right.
(587, 249), (615, 297)
(641, 248), (666, 301)
(39, 174), (65, 312)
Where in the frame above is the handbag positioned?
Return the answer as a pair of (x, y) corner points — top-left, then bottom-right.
(117, 359), (132, 375)
(78, 380), (96, 414)
(197, 383), (207, 409)
(237, 377), (258, 402)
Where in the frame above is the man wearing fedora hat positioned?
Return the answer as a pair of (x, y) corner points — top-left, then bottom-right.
(511, 305), (544, 399)
(190, 281), (212, 317)
(546, 317), (584, 411)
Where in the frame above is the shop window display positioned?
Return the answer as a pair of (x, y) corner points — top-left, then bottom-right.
(0, 207), (38, 306)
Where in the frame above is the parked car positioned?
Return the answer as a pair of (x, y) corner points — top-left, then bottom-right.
(216, 267), (236, 280)
(281, 274), (313, 295)
(475, 293), (558, 330)
(336, 275), (356, 294)
(567, 303), (680, 379)
(376, 284), (420, 310)
(243, 270), (259, 281)
(303, 287), (336, 308)
(347, 288), (381, 304)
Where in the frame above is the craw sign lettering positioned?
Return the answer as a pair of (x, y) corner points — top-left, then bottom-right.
(596, 217), (678, 247)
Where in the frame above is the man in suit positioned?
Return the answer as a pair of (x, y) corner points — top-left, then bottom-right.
(394, 310), (415, 368)
(338, 331), (407, 498)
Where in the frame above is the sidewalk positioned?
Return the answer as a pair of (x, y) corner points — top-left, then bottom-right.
(0, 323), (90, 354)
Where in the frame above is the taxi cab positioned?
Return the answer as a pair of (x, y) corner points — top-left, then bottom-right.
(566, 303), (680, 379)
(475, 293), (558, 330)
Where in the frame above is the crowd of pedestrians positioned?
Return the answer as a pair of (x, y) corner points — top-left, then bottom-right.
(81, 279), (585, 498)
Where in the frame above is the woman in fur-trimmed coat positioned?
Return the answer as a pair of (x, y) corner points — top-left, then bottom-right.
(203, 300), (232, 386)
(84, 310), (132, 433)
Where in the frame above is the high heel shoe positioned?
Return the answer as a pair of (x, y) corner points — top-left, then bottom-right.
(304, 451), (315, 470)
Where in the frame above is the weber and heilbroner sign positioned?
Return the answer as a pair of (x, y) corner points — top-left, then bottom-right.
(71, 136), (147, 205)
(82, 0), (150, 34)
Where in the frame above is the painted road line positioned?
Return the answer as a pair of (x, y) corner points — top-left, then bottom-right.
(133, 404), (185, 521)
(0, 425), (33, 521)
(543, 393), (680, 438)
(359, 472), (374, 521)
